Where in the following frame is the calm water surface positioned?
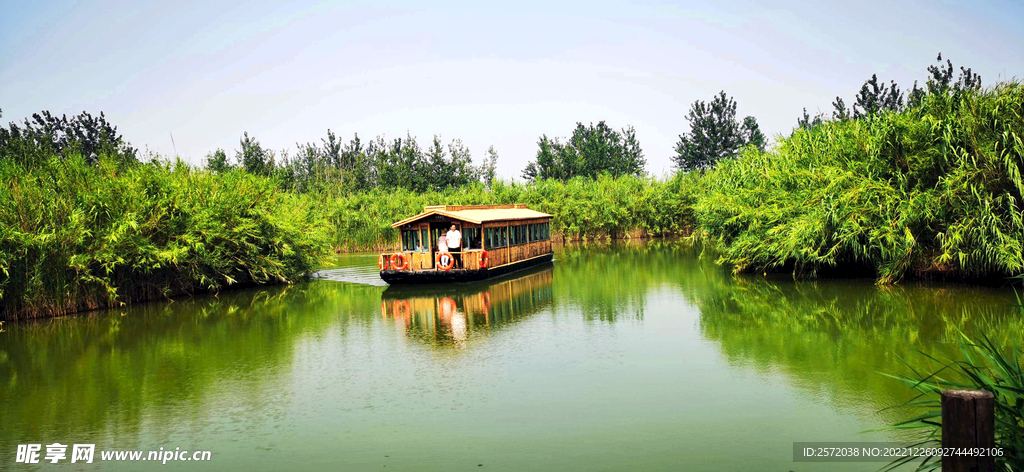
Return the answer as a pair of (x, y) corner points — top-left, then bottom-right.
(1, 242), (1021, 471)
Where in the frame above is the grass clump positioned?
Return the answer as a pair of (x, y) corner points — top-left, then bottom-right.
(883, 333), (1024, 471)
(0, 155), (329, 320)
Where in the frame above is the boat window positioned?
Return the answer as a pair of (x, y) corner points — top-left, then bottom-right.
(420, 229), (429, 252)
(509, 225), (519, 245)
(464, 227), (482, 250)
(500, 226), (508, 247)
(537, 222), (549, 241)
(485, 227), (502, 249)
(401, 230), (421, 251)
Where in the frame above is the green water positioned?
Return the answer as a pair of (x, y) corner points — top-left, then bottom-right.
(1, 242), (1021, 471)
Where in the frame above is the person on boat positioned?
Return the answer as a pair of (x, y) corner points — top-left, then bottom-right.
(438, 233), (448, 255)
(446, 224), (462, 269)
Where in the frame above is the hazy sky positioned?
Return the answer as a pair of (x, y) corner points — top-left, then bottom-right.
(2, 0), (1022, 178)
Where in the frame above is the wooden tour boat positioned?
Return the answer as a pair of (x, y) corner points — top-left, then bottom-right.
(379, 204), (553, 284)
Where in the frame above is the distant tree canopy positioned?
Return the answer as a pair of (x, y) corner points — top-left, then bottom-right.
(797, 108), (826, 131)
(205, 130), (499, 194)
(480, 146), (499, 187)
(0, 109), (137, 164)
(237, 131), (276, 176)
(819, 53), (982, 129)
(521, 121), (646, 181)
(673, 91), (765, 172)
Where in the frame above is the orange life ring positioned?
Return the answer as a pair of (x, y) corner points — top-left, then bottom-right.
(479, 250), (490, 268)
(378, 254), (388, 271)
(436, 252), (455, 271)
(390, 252), (408, 271)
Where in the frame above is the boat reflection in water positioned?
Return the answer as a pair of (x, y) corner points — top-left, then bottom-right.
(380, 263), (554, 347)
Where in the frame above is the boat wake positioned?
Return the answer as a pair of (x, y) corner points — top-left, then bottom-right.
(311, 267), (388, 287)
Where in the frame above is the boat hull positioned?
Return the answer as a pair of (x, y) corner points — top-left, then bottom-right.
(380, 254), (553, 285)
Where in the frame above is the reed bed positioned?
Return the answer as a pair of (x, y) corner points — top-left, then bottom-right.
(0, 156), (329, 320)
(692, 82), (1024, 283)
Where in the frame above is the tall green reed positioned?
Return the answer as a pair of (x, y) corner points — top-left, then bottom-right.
(0, 155), (330, 320)
(882, 332), (1024, 471)
(692, 82), (1024, 283)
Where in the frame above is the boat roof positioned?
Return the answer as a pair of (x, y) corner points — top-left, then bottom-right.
(391, 204), (552, 227)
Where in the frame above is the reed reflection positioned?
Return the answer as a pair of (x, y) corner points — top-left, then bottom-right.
(381, 264), (554, 347)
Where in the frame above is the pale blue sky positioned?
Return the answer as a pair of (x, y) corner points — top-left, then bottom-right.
(2, 0), (1022, 178)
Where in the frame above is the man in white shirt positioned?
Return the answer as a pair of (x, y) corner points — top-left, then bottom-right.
(446, 224), (462, 269)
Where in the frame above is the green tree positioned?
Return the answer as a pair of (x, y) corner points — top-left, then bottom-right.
(522, 121), (646, 181)
(372, 133), (425, 190)
(522, 135), (562, 181)
(420, 135), (475, 190)
(673, 91), (761, 171)
(204, 149), (231, 173)
(479, 146), (499, 187)
(796, 108), (826, 131)
(424, 135), (448, 189)
(740, 117), (766, 151)
(853, 74), (903, 118)
(322, 129), (343, 170)
(236, 132), (274, 176)
(446, 138), (476, 188)
(284, 141), (331, 192)
(926, 52), (981, 95)
(832, 97), (851, 121)
(341, 134), (371, 191)
(0, 110), (136, 164)
(620, 125), (647, 174)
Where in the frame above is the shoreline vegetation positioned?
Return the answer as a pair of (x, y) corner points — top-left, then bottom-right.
(2, 55), (1024, 319)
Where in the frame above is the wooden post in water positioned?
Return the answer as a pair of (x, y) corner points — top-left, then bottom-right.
(941, 389), (995, 472)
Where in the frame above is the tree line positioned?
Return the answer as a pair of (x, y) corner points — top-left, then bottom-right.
(205, 130), (498, 193)
(0, 109), (136, 165)
(0, 53), (983, 190)
(672, 53), (981, 172)
(521, 121), (646, 181)
(799, 53), (981, 129)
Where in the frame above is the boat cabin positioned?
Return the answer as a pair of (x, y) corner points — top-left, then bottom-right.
(379, 204), (554, 284)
